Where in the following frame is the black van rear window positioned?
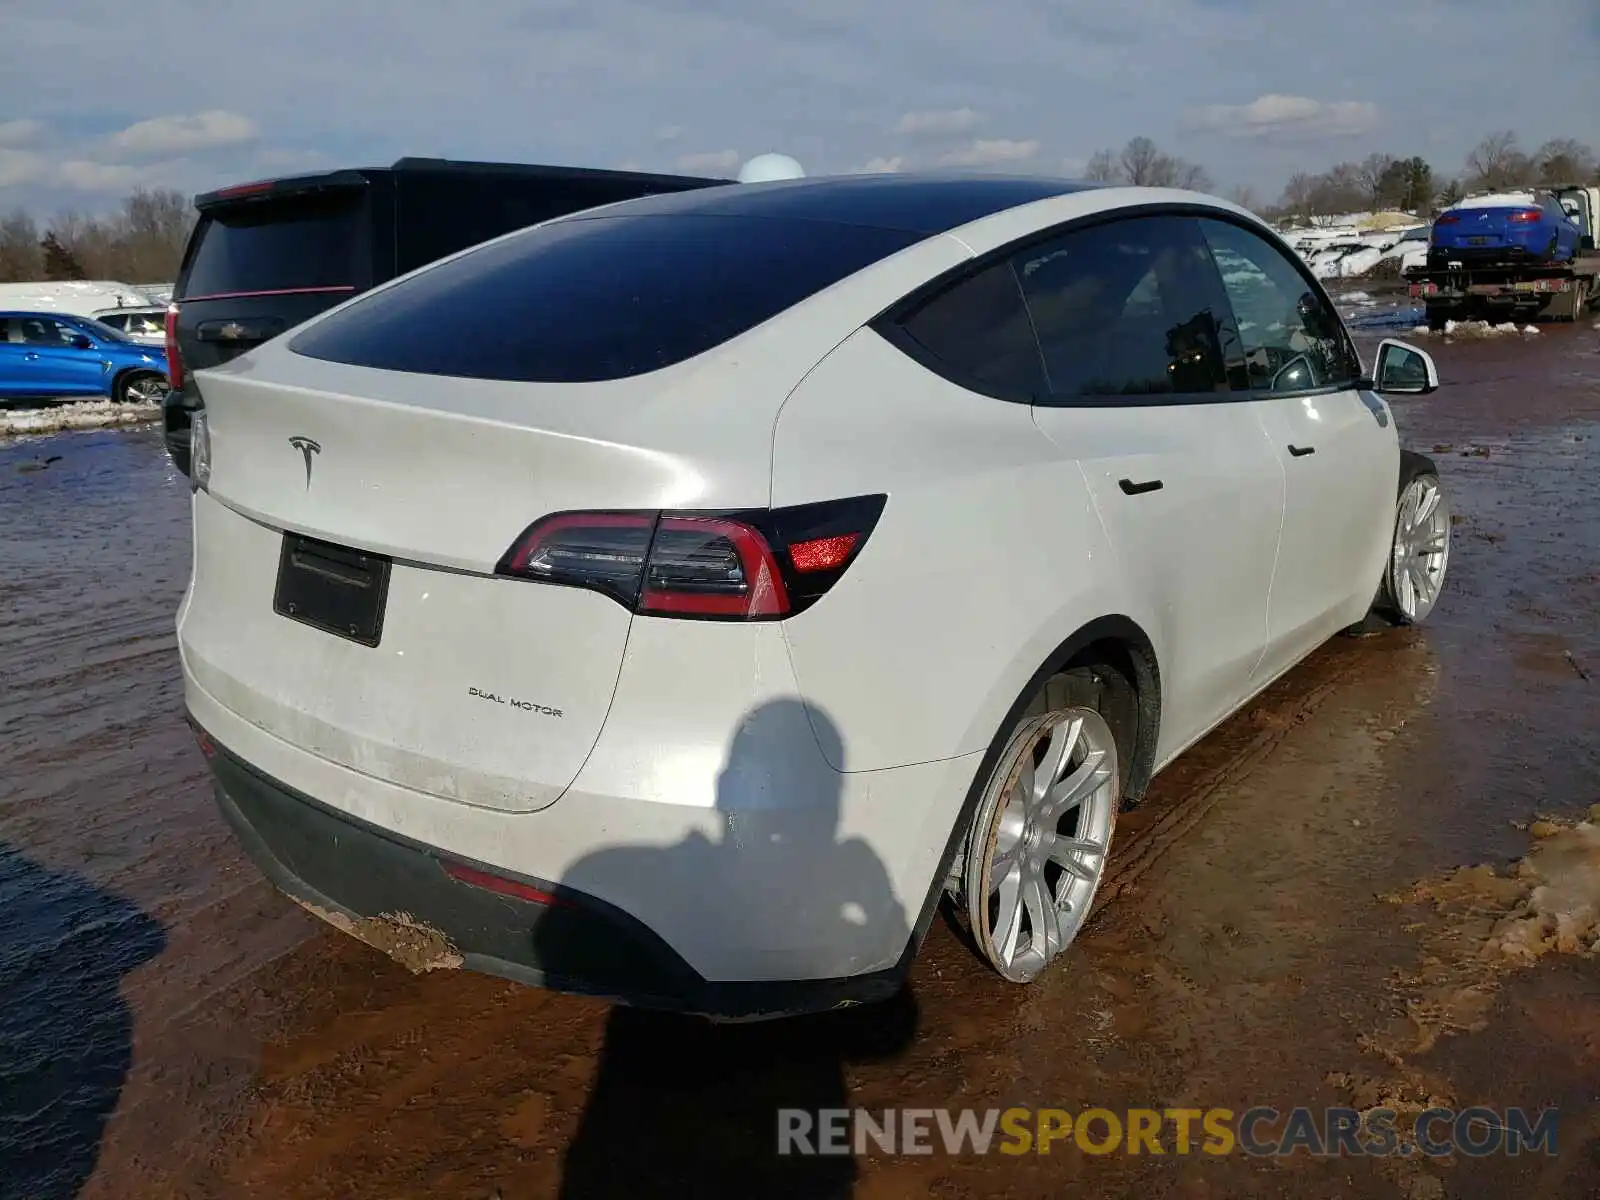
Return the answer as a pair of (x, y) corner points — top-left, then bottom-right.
(183, 195), (363, 300)
(287, 213), (924, 383)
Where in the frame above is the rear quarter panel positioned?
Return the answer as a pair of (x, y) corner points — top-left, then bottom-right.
(771, 326), (1148, 776)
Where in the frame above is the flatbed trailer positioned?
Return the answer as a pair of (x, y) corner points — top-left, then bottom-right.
(1405, 253), (1599, 329)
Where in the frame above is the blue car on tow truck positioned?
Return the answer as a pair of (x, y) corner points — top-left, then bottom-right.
(0, 310), (170, 403)
(1428, 190), (1580, 267)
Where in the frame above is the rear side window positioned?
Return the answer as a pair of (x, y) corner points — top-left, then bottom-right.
(895, 260), (1047, 397)
(1014, 215), (1232, 400)
(289, 214), (922, 383)
(183, 194), (364, 300)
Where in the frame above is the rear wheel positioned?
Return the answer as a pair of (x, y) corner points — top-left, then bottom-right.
(114, 369), (167, 405)
(953, 669), (1121, 984)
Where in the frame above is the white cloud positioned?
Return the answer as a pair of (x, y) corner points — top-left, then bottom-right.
(54, 159), (155, 191)
(0, 147), (46, 186)
(939, 137), (1039, 167)
(0, 118), (43, 147)
(655, 125), (685, 143)
(1181, 94), (1380, 140)
(855, 155), (904, 173)
(894, 107), (981, 137)
(676, 148), (740, 172)
(108, 110), (258, 158)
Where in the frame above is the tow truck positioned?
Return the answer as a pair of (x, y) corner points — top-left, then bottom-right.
(1404, 184), (1600, 329)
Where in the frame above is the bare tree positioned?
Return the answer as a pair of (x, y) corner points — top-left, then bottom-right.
(1465, 131), (1534, 192)
(1279, 172), (1317, 219)
(1225, 184), (1260, 213)
(1308, 162), (1365, 217)
(1084, 137), (1212, 192)
(1084, 149), (1118, 182)
(0, 209), (41, 282)
(1119, 137), (1166, 187)
(1174, 161), (1212, 192)
(12, 189), (197, 283)
(1534, 137), (1596, 186)
(1357, 152), (1397, 210)
(116, 188), (195, 281)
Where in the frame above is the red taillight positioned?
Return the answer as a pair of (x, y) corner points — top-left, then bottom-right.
(789, 533), (859, 572)
(1434, 214), (1459, 226)
(214, 179), (276, 200)
(1506, 209), (1542, 223)
(164, 302), (184, 390)
(495, 496), (886, 620)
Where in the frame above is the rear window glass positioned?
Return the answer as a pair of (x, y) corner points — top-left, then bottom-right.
(183, 195), (363, 299)
(288, 213), (924, 383)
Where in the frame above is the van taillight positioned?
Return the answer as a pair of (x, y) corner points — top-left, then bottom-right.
(494, 495), (887, 620)
(164, 303), (184, 390)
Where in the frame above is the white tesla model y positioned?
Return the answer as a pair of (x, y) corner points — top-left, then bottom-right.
(177, 174), (1451, 1019)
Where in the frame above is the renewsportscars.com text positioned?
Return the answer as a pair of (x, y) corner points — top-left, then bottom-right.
(777, 1106), (1559, 1158)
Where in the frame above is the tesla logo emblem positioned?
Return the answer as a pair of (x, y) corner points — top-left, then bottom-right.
(288, 436), (321, 488)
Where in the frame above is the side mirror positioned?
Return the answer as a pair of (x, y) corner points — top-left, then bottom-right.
(70, 334), (94, 350)
(1371, 338), (1438, 395)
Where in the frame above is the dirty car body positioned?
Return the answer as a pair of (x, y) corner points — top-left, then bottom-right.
(178, 175), (1449, 1019)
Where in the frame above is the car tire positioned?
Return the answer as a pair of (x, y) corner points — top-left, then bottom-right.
(951, 667), (1123, 984)
(1344, 451), (1451, 635)
(113, 369), (167, 406)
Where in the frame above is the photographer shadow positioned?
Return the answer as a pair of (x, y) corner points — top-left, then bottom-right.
(550, 698), (920, 1199)
(0, 846), (166, 1200)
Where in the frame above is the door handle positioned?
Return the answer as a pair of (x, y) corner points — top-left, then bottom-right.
(1118, 477), (1164, 496)
(1288, 444), (1316, 457)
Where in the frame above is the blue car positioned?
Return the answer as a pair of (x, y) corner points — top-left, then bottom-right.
(0, 310), (170, 403)
(1429, 191), (1581, 267)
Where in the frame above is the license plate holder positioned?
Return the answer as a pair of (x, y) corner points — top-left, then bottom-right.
(1466, 236), (1494, 246)
(273, 532), (392, 647)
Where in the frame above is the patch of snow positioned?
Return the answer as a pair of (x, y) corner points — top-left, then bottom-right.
(1448, 191), (1537, 211)
(1333, 247), (1384, 278)
(1410, 319), (1543, 340)
(0, 398), (161, 436)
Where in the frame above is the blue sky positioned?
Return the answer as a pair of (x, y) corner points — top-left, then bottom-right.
(0, 0), (1593, 213)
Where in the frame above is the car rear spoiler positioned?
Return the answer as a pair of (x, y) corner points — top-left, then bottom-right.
(194, 170), (373, 211)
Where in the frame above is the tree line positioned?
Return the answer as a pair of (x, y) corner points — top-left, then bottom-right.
(0, 129), (1596, 286)
(1069, 130), (1595, 223)
(0, 188), (195, 284)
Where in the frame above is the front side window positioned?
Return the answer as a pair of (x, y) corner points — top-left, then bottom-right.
(1197, 217), (1360, 394)
(17, 317), (77, 345)
(1011, 215), (1232, 400)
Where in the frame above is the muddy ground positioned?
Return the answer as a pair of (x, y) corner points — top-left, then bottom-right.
(2, 317), (1598, 1200)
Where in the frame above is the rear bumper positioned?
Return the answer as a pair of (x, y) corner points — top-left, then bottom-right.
(1426, 242), (1553, 267)
(199, 723), (912, 1020)
(162, 386), (196, 474)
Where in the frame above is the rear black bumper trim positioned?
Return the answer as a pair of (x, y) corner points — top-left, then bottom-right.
(196, 718), (910, 1020)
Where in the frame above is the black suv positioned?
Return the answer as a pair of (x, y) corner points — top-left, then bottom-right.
(162, 157), (731, 474)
